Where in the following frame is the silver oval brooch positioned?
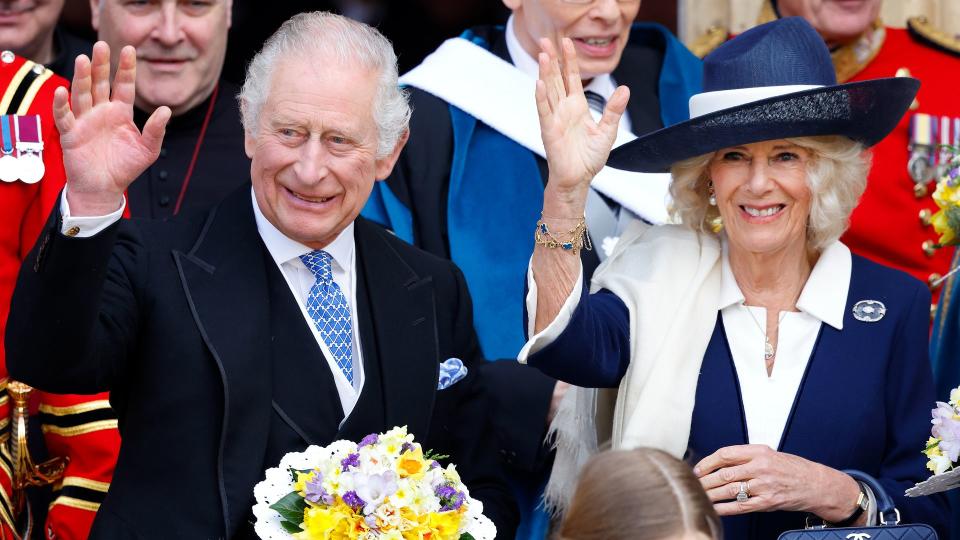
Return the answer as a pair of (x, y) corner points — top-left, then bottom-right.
(852, 300), (886, 322)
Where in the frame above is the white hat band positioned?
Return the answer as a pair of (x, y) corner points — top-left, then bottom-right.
(688, 85), (824, 119)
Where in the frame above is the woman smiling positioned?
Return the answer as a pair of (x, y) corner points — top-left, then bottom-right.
(520, 16), (948, 539)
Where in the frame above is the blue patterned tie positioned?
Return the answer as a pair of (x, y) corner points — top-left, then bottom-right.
(300, 250), (354, 384)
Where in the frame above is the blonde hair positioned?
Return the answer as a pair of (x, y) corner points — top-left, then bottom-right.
(669, 136), (869, 251)
(558, 448), (722, 540)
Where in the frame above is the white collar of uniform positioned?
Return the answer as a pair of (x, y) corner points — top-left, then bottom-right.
(718, 236), (850, 330)
(504, 15), (619, 102)
(250, 187), (355, 273)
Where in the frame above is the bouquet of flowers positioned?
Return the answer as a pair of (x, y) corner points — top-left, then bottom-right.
(931, 144), (960, 249)
(251, 426), (496, 539)
(906, 385), (960, 496)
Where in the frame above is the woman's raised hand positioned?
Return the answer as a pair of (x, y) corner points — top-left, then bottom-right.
(536, 37), (629, 204)
(55, 42), (171, 216)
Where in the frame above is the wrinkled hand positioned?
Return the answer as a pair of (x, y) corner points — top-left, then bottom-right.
(55, 41), (170, 216)
(695, 445), (861, 523)
(535, 37), (628, 198)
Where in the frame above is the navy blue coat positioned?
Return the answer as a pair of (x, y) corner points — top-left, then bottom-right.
(528, 253), (949, 539)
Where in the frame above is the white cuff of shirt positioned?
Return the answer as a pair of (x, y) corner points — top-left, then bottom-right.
(59, 187), (125, 238)
(517, 258), (584, 364)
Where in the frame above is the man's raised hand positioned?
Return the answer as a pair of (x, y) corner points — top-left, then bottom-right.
(55, 42), (171, 216)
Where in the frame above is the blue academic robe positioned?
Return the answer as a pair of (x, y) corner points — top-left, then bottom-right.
(528, 254), (949, 539)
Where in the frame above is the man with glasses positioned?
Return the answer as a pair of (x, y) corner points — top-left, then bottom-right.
(361, 1), (701, 537)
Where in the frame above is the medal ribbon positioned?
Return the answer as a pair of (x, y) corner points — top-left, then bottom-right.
(15, 114), (41, 150)
(0, 115), (13, 155)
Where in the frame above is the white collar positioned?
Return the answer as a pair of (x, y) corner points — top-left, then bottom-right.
(250, 187), (355, 273)
(718, 238), (850, 330)
(504, 15), (619, 102)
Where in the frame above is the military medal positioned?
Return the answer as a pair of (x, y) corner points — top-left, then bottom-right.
(937, 116), (959, 178)
(15, 114), (44, 184)
(909, 113), (936, 197)
(0, 115), (18, 182)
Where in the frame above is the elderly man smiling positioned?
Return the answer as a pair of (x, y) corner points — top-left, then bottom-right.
(5, 11), (517, 539)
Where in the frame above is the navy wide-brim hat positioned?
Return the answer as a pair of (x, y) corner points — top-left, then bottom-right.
(606, 17), (920, 173)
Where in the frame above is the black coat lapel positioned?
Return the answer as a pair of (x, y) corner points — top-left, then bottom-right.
(337, 219), (438, 443)
(265, 255), (344, 448)
(172, 189), (272, 538)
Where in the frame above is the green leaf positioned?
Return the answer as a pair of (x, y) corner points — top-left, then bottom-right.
(459, 534), (476, 540)
(279, 520), (302, 534)
(424, 448), (450, 462)
(270, 491), (308, 529)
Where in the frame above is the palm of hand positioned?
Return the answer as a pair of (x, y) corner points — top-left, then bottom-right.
(61, 103), (158, 195)
(54, 42), (169, 208)
(541, 96), (616, 189)
(535, 38), (626, 194)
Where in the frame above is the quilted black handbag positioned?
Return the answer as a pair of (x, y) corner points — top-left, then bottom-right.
(777, 470), (938, 540)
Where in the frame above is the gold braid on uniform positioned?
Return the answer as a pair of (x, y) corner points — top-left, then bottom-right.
(907, 16), (960, 58)
(690, 26), (728, 59)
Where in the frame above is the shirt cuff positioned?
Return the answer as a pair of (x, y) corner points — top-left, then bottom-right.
(517, 258), (583, 364)
(60, 187), (125, 238)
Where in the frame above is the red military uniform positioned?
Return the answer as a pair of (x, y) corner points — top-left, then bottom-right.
(840, 19), (960, 314)
(691, 4), (960, 315)
(0, 51), (119, 540)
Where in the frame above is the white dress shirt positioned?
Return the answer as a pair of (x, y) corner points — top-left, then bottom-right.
(519, 235), (852, 450)
(505, 15), (633, 133)
(58, 187), (366, 419)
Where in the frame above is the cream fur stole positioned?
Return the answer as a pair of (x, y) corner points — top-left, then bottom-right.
(544, 221), (722, 513)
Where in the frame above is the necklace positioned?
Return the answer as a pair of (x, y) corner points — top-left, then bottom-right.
(744, 306), (787, 361)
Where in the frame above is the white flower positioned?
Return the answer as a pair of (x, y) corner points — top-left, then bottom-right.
(355, 471), (399, 515)
(930, 453), (953, 475)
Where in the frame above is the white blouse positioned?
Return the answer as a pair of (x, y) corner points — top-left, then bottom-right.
(520, 238), (852, 450)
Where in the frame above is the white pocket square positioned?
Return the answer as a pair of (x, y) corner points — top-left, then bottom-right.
(437, 358), (468, 390)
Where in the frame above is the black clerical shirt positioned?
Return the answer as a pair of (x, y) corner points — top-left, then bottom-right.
(129, 79), (250, 219)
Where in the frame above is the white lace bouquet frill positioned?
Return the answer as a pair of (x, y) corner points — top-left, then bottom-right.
(252, 426), (496, 539)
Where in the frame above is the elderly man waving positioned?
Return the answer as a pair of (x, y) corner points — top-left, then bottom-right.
(5, 11), (517, 539)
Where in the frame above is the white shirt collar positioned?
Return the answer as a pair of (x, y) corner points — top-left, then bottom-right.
(718, 238), (850, 330)
(504, 15), (619, 102)
(250, 188), (355, 273)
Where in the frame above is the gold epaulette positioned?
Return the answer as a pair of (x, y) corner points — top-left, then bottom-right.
(907, 16), (960, 58)
(690, 26), (728, 59)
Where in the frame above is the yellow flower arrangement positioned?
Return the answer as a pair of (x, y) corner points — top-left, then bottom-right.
(252, 427), (495, 540)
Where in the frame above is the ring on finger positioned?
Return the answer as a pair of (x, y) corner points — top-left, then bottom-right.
(736, 481), (750, 503)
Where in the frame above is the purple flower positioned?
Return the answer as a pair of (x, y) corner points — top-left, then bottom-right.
(401, 442), (415, 454)
(429, 460), (441, 470)
(342, 490), (365, 512)
(358, 433), (379, 448)
(951, 167), (959, 180)
(435, 483), (465, 511)
(933, 402), (960, 462)
(304, 475), (334, 505)
(341, 453), (360, 471)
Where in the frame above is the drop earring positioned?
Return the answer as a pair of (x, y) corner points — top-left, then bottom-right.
(708, 181), (717, 206)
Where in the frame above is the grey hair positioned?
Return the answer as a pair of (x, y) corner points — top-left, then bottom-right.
(669, 135), (870, 251)
(238, 11), (410, 158)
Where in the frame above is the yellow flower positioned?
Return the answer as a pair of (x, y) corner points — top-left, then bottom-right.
(294, 501), (367, 540)
(295, 471), (317, 496)
(950, 387), (960, 409)
(426, 511), (464, 540)
(397, 448), (428, 480)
